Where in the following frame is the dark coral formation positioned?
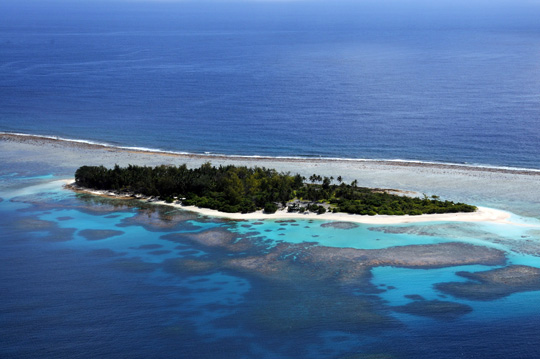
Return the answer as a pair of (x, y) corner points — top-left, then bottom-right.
(393, 299), (472, 320)
(162, 258), (217, 274)
(435, 265), (540, 301)
(12, 191), (136, 216)
(118, 207), (200, 232)
(46, 227), (77, 242)
(162, 227), (264, 253)
(305, 242), (506, 269)
(14, 218), (56, 230)
(13, 218), (76, 242)
(321, 222), (359, 229)
(79, 229), (124, 241)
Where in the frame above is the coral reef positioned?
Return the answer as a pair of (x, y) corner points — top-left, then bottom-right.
(435, 265), (540, 300)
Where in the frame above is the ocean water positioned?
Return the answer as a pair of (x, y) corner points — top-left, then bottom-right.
(1, 1), (540, 168)
(2, 1), (540, 358)
(1, 172), (540, 359)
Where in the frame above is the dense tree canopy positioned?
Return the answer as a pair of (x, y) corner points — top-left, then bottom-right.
(75, 163), (477, 215)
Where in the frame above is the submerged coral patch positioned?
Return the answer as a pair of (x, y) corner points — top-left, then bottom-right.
(79, 229), (124, 241)
(14, 218), (56, 230)
(13, 218), (76, 242)
(56, 216), (73, 221)
(162, 258), (217, 274)
(435, 265), (540, 301)
(321, 222), (359, 229)
(226, 242), (375, 289)
(118, 206), (200, 232)
(43, 227), (76, 242)
(72, 194), (137, 215)
(167, 228), (256, 253)
(164, 228), (236, 247)
(304, 242), (506, 271)
(393, 300), (473, 320)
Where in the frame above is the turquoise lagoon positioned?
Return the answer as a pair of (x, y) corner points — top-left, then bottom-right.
(2, 168), (540, 359)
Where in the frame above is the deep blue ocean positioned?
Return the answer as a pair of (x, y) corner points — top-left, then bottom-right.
(2, 1), (540, 358)
(1, 0), (540, 168)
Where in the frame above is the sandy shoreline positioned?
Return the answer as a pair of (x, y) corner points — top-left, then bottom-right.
(174, 203), (513, 225)
(66, 182), (514, 225)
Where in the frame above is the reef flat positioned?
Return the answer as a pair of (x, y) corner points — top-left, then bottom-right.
(435, 265), (540, 301)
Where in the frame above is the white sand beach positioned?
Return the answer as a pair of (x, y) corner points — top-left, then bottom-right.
(66, 181), (514, 225)
(168, 204), (513, 225)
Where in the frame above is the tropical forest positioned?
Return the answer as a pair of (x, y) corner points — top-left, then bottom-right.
(74, 163), (477, 215)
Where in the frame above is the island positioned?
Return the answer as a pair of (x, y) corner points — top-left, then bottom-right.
(73, 163), (477, 216)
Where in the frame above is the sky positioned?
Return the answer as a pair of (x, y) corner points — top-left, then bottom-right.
(1, 0), (539, 32)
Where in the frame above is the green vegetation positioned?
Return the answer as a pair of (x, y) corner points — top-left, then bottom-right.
(75, 163), (477, 215)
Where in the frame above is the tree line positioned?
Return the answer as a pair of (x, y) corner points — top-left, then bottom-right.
(74, 163), (477, 215)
